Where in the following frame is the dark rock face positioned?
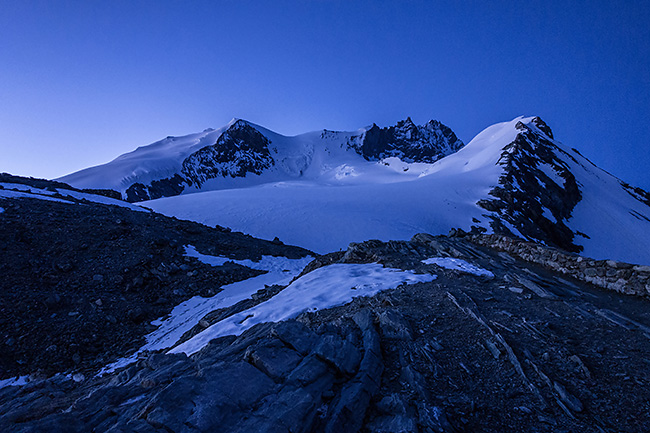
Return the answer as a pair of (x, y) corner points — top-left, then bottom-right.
(147, 174), (187, 200)
(349, 118), (464, 163)
(181, 120), (274, 187)
(3, 235), (650, 432)
(123, 120), (275, 202)
(125, 181), (153, 202)
(478, 117), (583, 252)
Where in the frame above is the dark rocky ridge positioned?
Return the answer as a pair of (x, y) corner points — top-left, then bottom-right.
(125, 120), (275, 202)
(0, 177), (312, 379)
(478, 117), (583, 252)
(468, 233), (650, 297)
(2, 235), (650, 432)
(0, 172), (120, 200)
(181, 120), (274, 187)
(349, 117), (465, 163)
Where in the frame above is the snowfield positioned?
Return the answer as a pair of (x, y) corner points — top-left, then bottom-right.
(59, 116), (650, 265)
(142, 118), (521, 253)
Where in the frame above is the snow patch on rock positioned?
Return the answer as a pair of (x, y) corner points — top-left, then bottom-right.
(171, 263), (436, 356)
(422, 257), (494, 278)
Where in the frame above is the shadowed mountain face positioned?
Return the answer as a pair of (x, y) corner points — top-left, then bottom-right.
(125, 120), (275, 201)
(350, 117), (465, 163)
(181, 120), (274, 187)
(478, 118), (583, 252)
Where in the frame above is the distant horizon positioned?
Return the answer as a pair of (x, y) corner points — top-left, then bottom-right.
(1, 1), (648, 189)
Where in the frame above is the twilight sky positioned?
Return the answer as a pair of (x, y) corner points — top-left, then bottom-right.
(1, 0), (649, 188)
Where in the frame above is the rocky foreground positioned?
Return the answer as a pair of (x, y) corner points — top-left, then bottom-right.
(0, 177), (312, 379)
(2, 228), (650, 432)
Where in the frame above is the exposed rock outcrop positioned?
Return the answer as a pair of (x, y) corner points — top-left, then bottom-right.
(181, 120), (274, 187)
(467, 233), (650, 298)
(349, 118), (464, 163)
(3, 234), (650, 432)
(478, 117), (583, 252)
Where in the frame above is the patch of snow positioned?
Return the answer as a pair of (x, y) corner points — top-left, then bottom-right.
(99, 247), (313, 374)
(0, 182), (56, 194)
(0, 375), (29, 389)
(0, 207), (4, 213)
(542, 206), (556, 222)
(183, 245), (311, 273)
(171, 263), (436, 356)
(53, 189), (149, 212)
(537, 163), (565, 186)
(0, 183), (149, 212)
(0, 189), (73, 204)
(422, 257), (494, 278)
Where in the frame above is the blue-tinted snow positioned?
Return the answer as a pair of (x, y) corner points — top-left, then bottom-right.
(422, 257), (494, 278)
(171, 263), (436, 356)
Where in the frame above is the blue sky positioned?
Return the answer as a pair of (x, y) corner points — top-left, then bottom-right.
(1, 0), (649, 188)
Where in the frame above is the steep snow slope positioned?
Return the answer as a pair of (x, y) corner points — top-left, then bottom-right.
(144, 117), (650, 265)
(559, 149), (650, 265)
(59, 124), (232, 192)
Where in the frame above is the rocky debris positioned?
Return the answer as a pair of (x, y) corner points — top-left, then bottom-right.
(468, 233), (650, 298)
(2, 223), (650, 431)
(0, 181), (312, 379)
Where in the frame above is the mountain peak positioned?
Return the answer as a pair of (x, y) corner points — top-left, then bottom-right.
(513, 116), (555, 140)
(530, 116), (554, 139)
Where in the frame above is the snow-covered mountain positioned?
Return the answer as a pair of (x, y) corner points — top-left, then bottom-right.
(59, 118), (464, 202)
(60, 116), (650, 265)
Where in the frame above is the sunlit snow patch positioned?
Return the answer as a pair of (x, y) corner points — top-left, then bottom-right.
(171, 263), (436, 356)
(99, 246), (313, 374)
(422, 257), (494, 278)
